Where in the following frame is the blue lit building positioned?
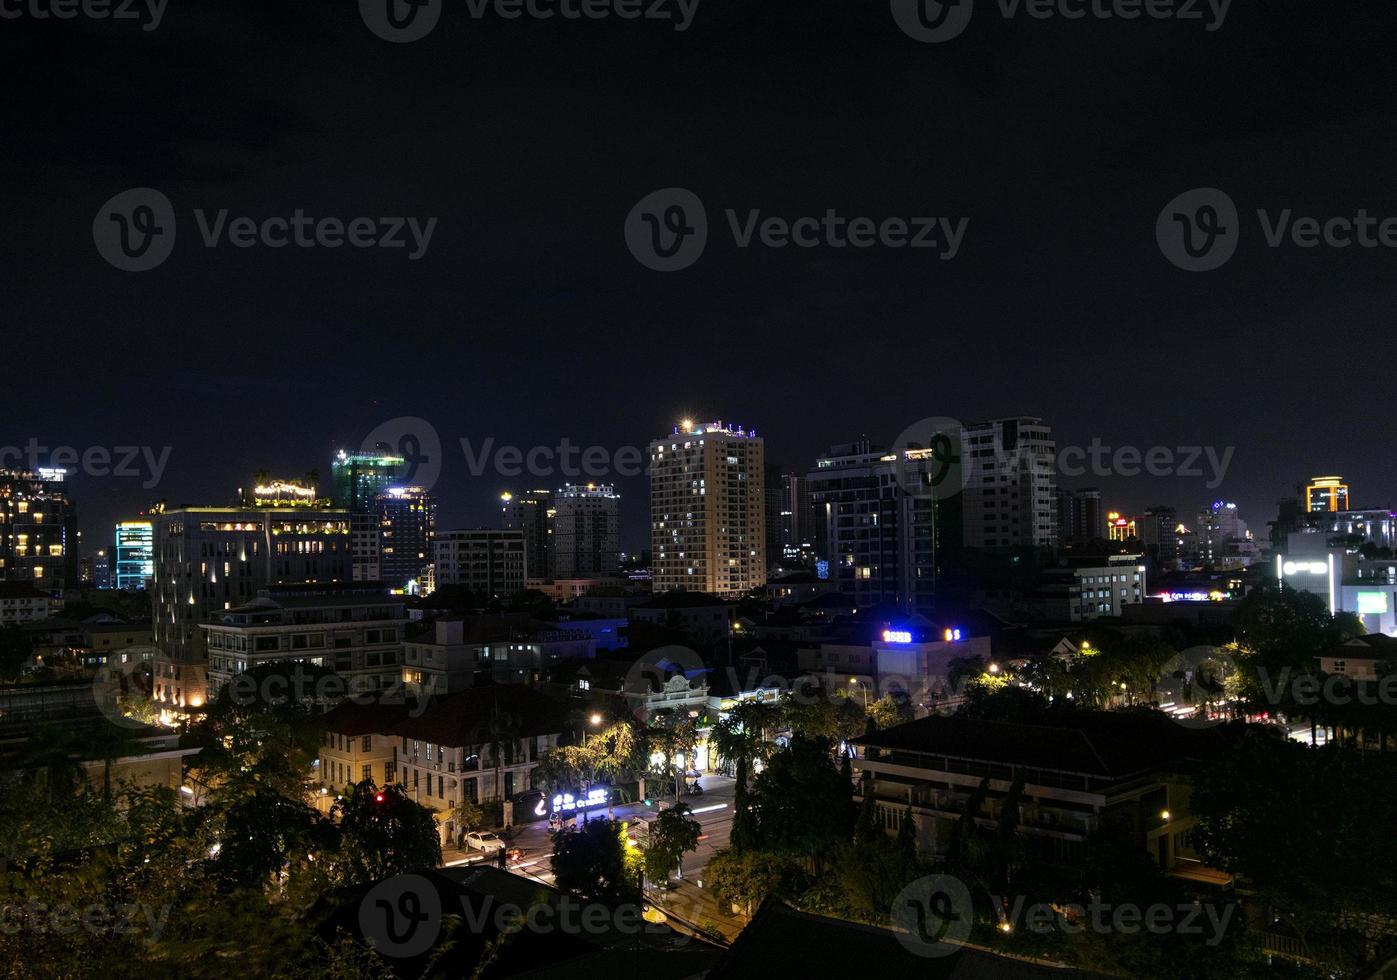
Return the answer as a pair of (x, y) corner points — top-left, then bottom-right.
(114, 520), (154, 590)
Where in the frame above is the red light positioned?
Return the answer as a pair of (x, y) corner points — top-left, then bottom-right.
(374, 792), (385, 803)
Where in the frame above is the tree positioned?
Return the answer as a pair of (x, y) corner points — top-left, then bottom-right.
(642, 802), (701, 887)
(333, 781), (442, 885)
(711, 699), (778, 852)
(747, 735), (853, 872)
(866, 694), (912, 732)
(706, 849), (808, 916)
(550, 817), (640, 907)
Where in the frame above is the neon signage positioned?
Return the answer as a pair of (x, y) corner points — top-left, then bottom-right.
(882, 630), (913, 644)
(548, 787), (609, 814)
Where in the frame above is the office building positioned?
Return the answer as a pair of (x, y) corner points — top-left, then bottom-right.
(1034, 553), (1147, 622)
(960, 417), (1057, 549)
(85, 548), (113, 589)
(201, 582), (405, 700)
(650, 420), (765, 597)
(115, 520), (154, 590)
(332, 449), (407, 512)
(376, 486), (436, 592)
(501, 489), (555, 581)
(1054, 486), (1103, 545)
(1306, 475), (1350, 514)
(806, 441), (942, 613)
(435, 529), (527, 598)
(0, 468), (79, 588)
(553, 483), (620, 577)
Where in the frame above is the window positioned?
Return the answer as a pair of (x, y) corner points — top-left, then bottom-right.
(362, 764), (372, 782)
(362, 735), (372, 751)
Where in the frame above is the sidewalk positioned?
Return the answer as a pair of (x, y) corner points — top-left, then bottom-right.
(650, 876), (748, 944)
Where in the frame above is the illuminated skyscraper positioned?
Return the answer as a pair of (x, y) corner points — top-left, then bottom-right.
(960, 417), (1057, 549)
(650, 420), (765, 597)
(115, 520), (154, 590)
(1305, 475), (1350, 514)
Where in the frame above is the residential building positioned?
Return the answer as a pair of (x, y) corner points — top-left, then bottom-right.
(1196, 501), (1251, 565)
(376, 486), (436, 592)
(150, 505), (353, 707)
(1137, 506), (1179, 569)
(0, 581), (58, 625)
(1055, 487), (1103, 545)
(401, 619), (484, 698)
(552, 483), (619, 577)
(852, 710), (1242, 880)
(806, 441), (941, 614)
(115, 520), (154, 590)
(501, 489), (554, 581)
(435, 529), (527, 598)
(0, 468), (79, 588)
(201, 582), (406, 701)
(650, 420), (765, 597)
(1034, 554), (1147, 622)
(629, 590), (736, 644)
(960, 417), (1057, 550)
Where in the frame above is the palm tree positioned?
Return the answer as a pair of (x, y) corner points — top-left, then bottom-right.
(483, 702), (520, 807)
(19, 726), (85, 804)
(82, 721), (149, 802)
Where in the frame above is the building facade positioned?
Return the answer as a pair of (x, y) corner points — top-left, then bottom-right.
(501, 490), (554, 582)
(806, 442), (941, 614)
(960, 417), (1057, 550)
(150, 506), (353, 706)
(0, 469), (79, 588)
(1054, 487), (1103, 545)
(376, 486), (436, 592)
(115, 520), (154, 590)
(201, 583), (406, 700)
(553, 483), (620, 578)
(435, 529), (528, 598)
(650, 421), (766, 597)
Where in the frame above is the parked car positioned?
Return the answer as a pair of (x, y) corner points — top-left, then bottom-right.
(464, 831), (505, 854)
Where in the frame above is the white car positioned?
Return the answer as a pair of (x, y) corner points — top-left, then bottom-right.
(464, 831), (505, 854)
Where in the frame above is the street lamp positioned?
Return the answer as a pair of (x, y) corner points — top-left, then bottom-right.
(583, 712), (602, 746)
(849, 677), (869, 709)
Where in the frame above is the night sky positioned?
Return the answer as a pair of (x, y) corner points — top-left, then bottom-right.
(5, 0), (1397, 555)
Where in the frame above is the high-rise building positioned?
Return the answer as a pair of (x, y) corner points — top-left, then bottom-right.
(115, 520), (155, 590)
(960, 417), (1057, 550)
(553, 483), (620, 577)
(650, 420), (766, 597)
(1305, 475), (1350, 514)
(1138, 506), (1179, 569)
(0, 468), (78, 588)
(1196, 501), (1250, 565)
(1054, 487), (1103, 544)
(501, 489), (554, 581)
(807, 441), (941, 613)
(435, 529), (527, 598)
(376, 487), (436, 592)
(332, 449), (407, 512)
(85, 548), (113, 589)
(151, 506), (353, 669)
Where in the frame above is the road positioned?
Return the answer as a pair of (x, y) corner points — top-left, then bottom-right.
(443, 774), (738, 888)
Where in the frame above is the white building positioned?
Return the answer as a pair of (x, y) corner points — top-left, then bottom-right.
(553, 483), (620, 578)
(960, 417), (1057, 550)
